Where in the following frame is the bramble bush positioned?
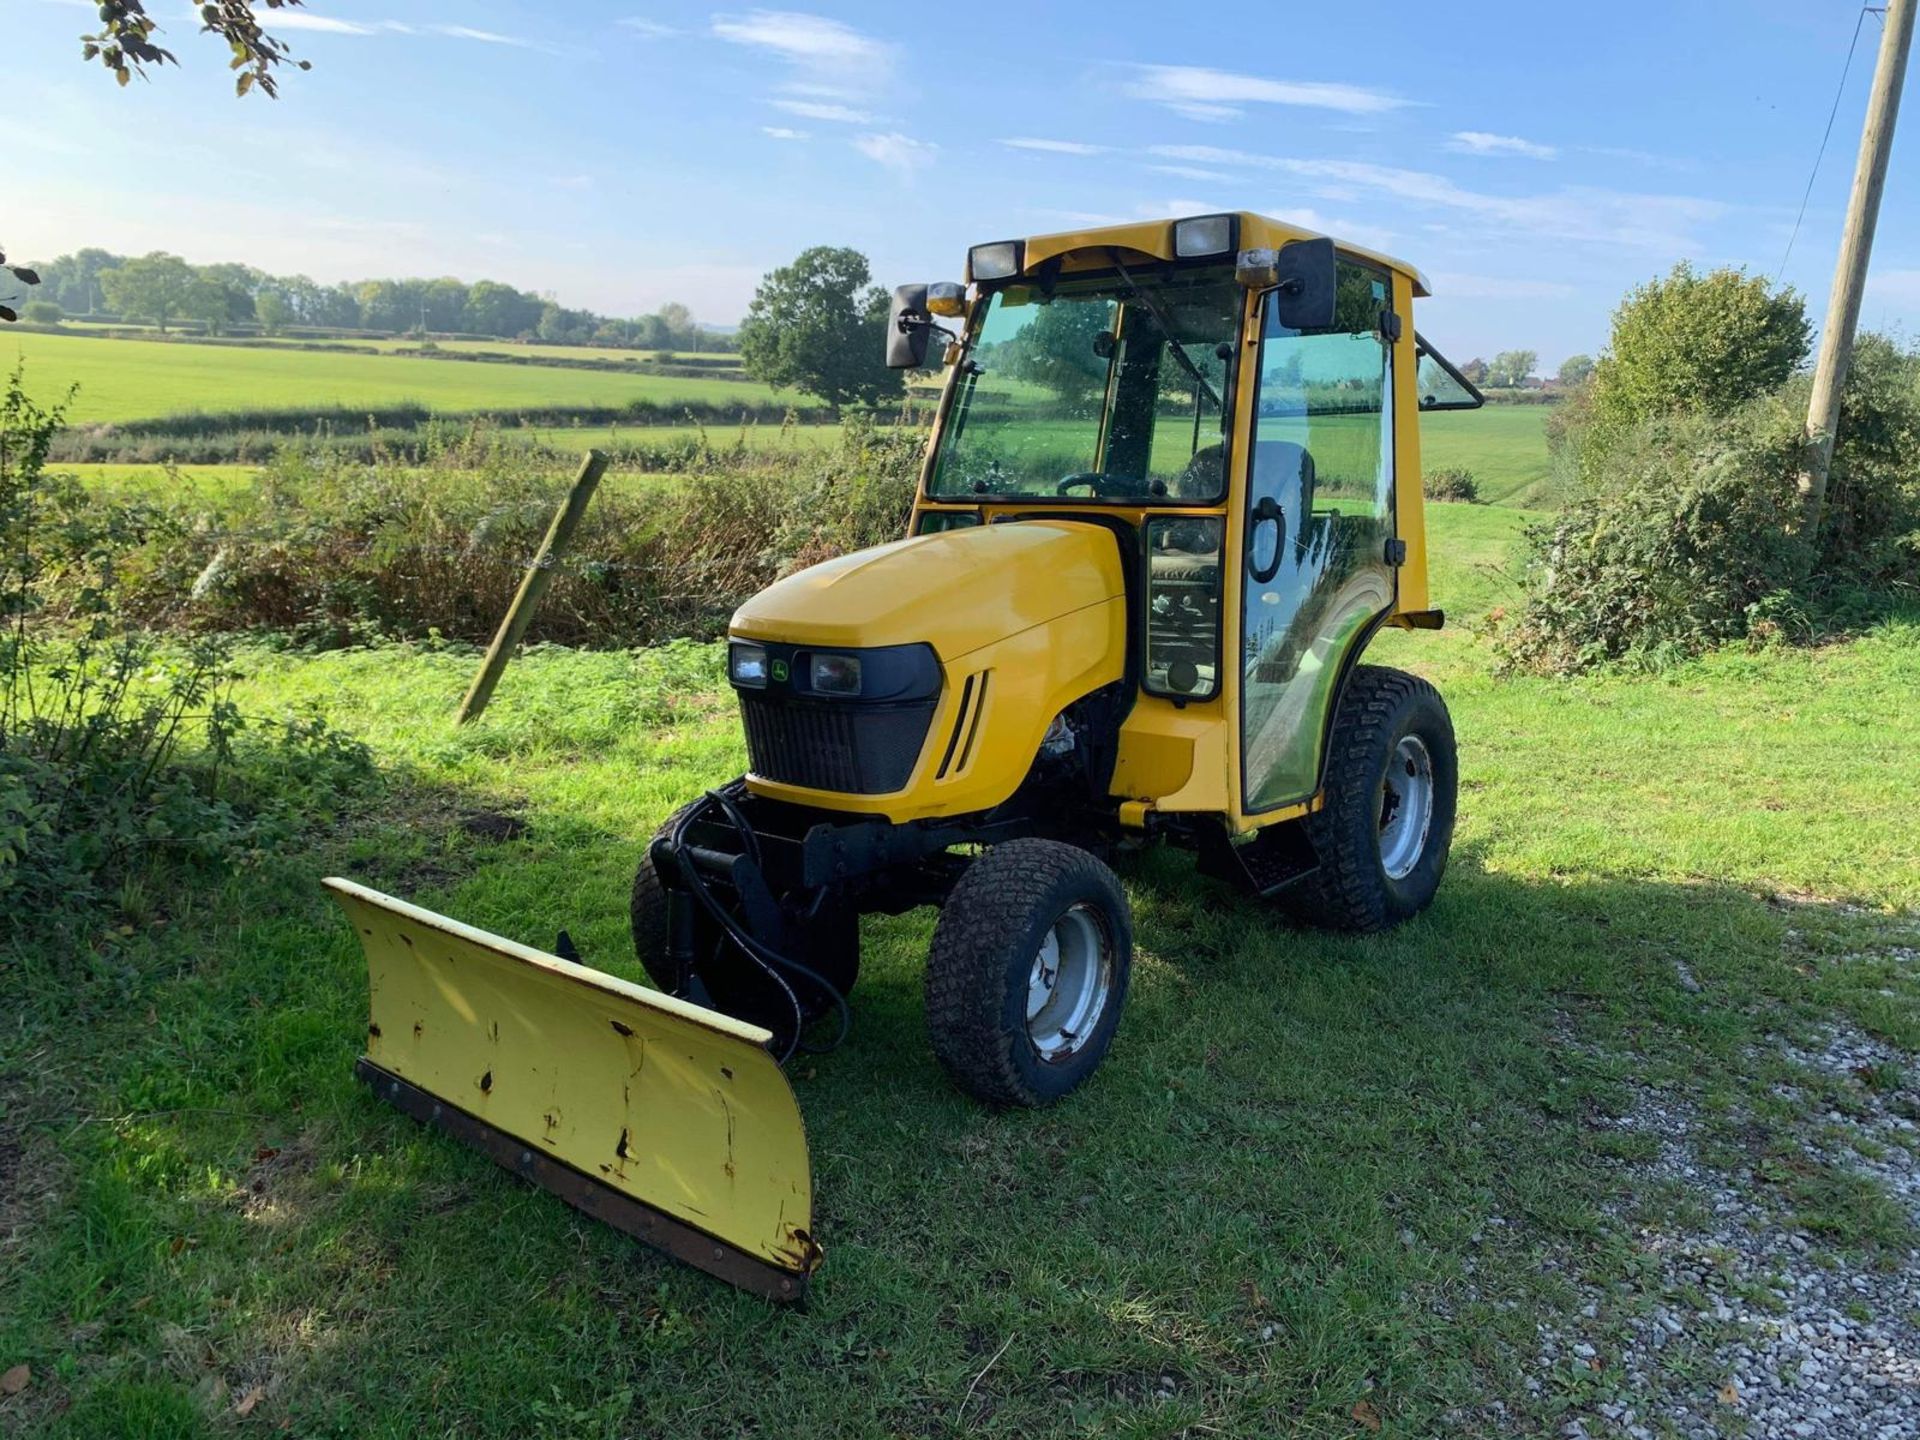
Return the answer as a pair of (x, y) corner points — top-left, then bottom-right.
(80, 412), (928, 650)
(0, 368), (372, 929)
(1421, 467), (1480, 504)
(1498, 333), (1920, 673)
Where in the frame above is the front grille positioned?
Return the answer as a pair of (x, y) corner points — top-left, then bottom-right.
(739, 694), (937, 794)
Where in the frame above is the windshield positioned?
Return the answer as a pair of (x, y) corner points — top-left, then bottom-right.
(928, 268), (1241, 504)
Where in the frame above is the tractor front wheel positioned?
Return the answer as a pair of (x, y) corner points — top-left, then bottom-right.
(1286, 664), (1457, 933)
(925, 839), (1133, 1107)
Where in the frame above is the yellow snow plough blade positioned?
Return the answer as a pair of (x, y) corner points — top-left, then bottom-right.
(325, 878), (820, 1302)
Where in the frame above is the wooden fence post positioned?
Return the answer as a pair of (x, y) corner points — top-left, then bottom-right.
(455, 448), (609, 725)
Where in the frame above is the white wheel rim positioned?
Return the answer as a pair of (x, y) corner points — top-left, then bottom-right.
(1378, 734), (1435, 881)
(1025, 904), (1113, 1061)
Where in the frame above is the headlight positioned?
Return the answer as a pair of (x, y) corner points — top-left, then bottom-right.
(1173, 214), (1236, 257)
(967, 240), (1023, 282)
(809, 653), (862, 696)
(728, 641), (769, 688)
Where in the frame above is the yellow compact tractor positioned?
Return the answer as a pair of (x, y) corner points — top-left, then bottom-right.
(331, 212), (1483, 1302)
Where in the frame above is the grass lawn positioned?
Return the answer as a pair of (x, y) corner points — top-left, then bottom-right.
(5, 494), (1917, 1436)
(59, 463), (260, 502)
(4, 331), (811, 427)
(519, 418), (846, 452)
(46, 328), (742, 368)
(1422, 406), (1553, 507)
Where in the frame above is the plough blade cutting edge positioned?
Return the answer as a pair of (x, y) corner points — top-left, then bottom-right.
(325, 878), (821, 1302)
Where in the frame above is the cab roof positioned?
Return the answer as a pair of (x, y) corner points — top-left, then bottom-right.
(979, 211), (1432, 298)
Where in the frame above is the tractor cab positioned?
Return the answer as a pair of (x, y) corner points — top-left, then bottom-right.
(891, 213), (1481, 831)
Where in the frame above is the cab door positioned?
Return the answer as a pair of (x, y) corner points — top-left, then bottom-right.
(1237, 259), (1397, 813)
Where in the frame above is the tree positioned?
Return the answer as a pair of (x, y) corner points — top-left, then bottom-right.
(462, 280), (540, 338)
(195, 261), (258, 333)
(1459, 356), (1488, 385)
(355, 280), (410, 334)
(37, 248), (122, 315)
(254, 288), (289, 334)
(99, 252), (196, 331)
(737, 248), (902, 408)
(23, 300), (62, 325)
(656, 302), (698, 350)
(631, 314), (669, 350)
(422, 278), (468, 333)
(1588, 263), (1810, 429)
(186, 276), (233, 334)
(1557, 353), (1595, 387)
(81, 1), (311, 98)
(1486, 349), (1539, 388)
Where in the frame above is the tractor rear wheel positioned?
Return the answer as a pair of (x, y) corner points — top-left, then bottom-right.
(1285, 665), (1457, 933)
(925, 839), (1132, 1107)
(630, 804), (858, 1023)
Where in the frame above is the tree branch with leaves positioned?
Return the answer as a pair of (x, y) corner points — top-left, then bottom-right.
(82, 0), (311, 98)
(0, 249), (41, 325)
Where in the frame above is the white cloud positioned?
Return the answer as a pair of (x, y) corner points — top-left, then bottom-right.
(1000, 138), (1107, 156)
(762, 126), (810, 141)
(712, 10), (891, 68)
(259, 16), (553, 49)
(853, 132), (936, 175)
(1147, 163), (1232, 182)
(617, 18), (680, 38)
(1429, 272), (1577, 299)
(266, 13), (379, 34)
(771, 98), (872, 124)
(1129, 65), (1413, 122)
(1865, 269), (1920, 305)
(1133, 198), (1229, 219)
(1266, 208), (1397, 254)
(1448, 130), (1557, 160)
(1145, 145), (1721, 251)
(430, 25), (533, 47)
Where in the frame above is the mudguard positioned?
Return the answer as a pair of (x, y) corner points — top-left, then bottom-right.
(325, 878), (820, 1302)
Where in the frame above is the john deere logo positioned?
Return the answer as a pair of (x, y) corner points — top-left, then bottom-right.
(770, 658), (790, 683)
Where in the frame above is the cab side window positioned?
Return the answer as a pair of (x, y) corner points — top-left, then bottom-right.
(1239, 261), (1396, 811)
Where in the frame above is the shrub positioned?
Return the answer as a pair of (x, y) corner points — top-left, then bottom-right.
(1422, 467), (1480, 504)
(1494, 398), (1813, 672)
(774, 413), (925, 568)
(83, 418), (933, 650)
(1588, 264), (1809, 437)
(1496, 340), (1920, 673)
(0, 367), (374, 928)
(22, 300), (62, 325)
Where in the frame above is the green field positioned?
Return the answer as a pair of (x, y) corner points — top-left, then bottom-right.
(6, 330), (807, 426)
(1422, 404), (1556, 506)
(39, 324), (741, 367)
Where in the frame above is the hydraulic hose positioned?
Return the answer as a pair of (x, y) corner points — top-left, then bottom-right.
(665, 783), (852, 1064)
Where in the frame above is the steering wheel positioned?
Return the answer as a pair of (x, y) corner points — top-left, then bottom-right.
(1056, 472), (1123, 497)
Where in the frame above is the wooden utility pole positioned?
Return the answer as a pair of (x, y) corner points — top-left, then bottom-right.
(456, 448), (609, 725)
(1802, 0), (1918, 536)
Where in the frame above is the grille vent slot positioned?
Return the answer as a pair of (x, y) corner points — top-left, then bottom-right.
(936, 671), (989, 781)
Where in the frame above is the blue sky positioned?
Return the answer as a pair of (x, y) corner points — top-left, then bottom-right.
(8, 0), (1920, 365)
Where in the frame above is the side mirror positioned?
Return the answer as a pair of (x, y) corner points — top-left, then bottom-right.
(886, 283), (931, 369)
(1272, 238), (1335, 330)
(1247, 494), (1287, 584)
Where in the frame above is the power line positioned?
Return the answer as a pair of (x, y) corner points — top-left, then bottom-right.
(1777, 5), (1881, 282)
